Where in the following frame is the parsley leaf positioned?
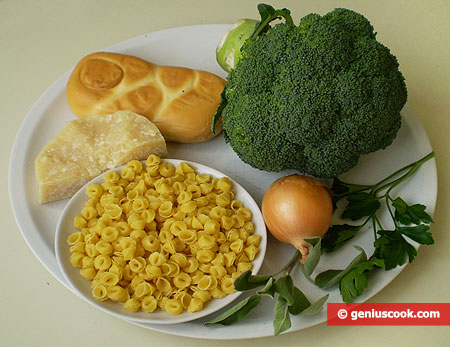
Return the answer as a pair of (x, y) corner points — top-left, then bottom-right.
(331, 177), (351, 195)
(374, 225), (434, 270)
(321, 224), (363, 253)
(398, 225), (434, 245)
(315, 246), (368, 289)
(342, 193), (381, 221)
(330, 178), (370, 209)
(339, 258), (384, 303)
(392, 197), (434, 225)
(374, 230), (418, 270)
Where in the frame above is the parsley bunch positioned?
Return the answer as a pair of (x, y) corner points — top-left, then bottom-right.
(318, 151), (435, 302)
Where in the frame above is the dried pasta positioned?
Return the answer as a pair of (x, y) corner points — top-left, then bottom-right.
(67, 155), (260, 315)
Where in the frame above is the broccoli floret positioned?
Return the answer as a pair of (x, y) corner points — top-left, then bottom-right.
(219, 7), (407, 178)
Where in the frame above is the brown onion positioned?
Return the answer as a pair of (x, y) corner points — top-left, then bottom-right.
(261, 174), (333, 262)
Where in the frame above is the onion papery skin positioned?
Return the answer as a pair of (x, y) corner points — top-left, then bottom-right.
(261, 174), (333, 261)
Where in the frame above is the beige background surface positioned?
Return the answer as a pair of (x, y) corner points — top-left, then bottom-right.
(2, 0), (449, 346)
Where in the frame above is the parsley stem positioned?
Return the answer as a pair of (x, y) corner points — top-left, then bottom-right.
(373, 170), (411, 195)
(370, 163), (415, 194)
(385, 152), (434, 196)
(385, 195), (398, 228)
(332, 152), (434, 203)
(373, 215), (384, 230)
(333, 184), (372, 200)
(371, 217), (377, 240)
(372, 151), (435, 195)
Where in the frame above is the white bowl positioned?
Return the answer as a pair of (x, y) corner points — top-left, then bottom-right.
(55, 158), (267, 324)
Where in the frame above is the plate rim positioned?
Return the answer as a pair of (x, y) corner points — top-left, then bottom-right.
(8, 23), (438, 339)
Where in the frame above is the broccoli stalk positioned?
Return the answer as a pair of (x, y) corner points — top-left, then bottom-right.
(216, 19), (259, 73)
(215, 4), (294, 73)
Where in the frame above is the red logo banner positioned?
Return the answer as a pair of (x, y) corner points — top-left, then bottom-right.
(327, 303), (450, 326)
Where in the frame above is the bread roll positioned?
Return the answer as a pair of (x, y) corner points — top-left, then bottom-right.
(35, 110), (166, 204)
(66, 52), (226, 143)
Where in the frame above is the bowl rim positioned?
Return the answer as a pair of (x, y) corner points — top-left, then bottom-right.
(55, 158), (267, 324)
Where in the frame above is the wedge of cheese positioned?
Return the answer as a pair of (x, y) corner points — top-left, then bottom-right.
(35, 110), (167, 204)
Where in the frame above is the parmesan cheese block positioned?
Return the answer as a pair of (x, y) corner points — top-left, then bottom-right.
(35, 110), (167, 204)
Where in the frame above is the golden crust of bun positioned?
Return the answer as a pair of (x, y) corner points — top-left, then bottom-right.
(66, 52), (225, 143)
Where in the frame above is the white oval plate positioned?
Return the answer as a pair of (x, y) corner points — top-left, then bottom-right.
(9, 24), (437, 339)
(55, 159), (267, 325)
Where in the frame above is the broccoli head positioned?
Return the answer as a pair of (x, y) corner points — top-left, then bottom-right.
(218, 7), (407, 178)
